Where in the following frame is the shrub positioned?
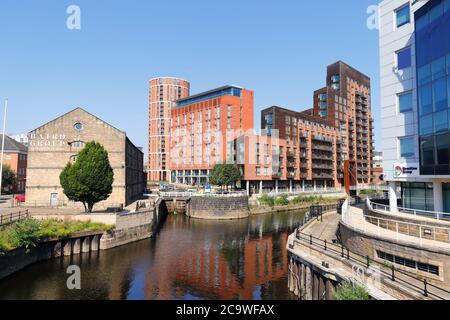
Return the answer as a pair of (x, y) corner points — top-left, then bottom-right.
(334, 281), (370, 300)
(259, 194), (275, 207)
(275, 194), (289, 206)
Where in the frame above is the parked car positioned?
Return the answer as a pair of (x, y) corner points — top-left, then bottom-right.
(15, 195), (25, 203)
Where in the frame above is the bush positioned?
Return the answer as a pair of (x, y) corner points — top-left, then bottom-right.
(334, 281), (370, 300)
(275, 195), (289, 206)
(259, 194), (275, 207)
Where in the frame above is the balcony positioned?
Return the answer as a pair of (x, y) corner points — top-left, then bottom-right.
(287, 171), (297, 178)
(312, 172), (334, 179)
(287, 161), (297, 168)
(272, 172), (282, 179)
(312, 145), (333, 152)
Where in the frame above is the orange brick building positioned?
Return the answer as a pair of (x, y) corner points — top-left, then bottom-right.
(170, 85), (254, 185)
(148, 77), (190, 183)
(0, 134), (28, 194)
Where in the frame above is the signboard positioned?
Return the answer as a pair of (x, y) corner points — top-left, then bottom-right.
(29, 133), (67, 151)
(393, 163), (420, 178)
(205, 185), (212, 194)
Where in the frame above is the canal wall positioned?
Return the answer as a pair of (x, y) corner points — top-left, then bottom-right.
(100, 198), (167, 250)
(0, 199), (168, 281)
(186, 195), (250, 220)
(0, 231), (103, 281)
(339, 220), (450, 289)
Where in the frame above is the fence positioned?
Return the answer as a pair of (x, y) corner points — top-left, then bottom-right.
(293, 229), (450, 300)
(0, 210), (29, 227)
(368, 198), (450, 221)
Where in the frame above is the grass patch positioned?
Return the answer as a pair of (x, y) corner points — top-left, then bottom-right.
(0, 218), (113, 253)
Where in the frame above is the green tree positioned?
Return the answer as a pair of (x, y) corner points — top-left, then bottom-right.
(334, 281), (370, 300)
(209, 164), (241, 191)
(1, 165), (17, 193)
(60, 141), (114, 213)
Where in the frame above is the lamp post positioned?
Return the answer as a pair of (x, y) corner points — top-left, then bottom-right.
(0, 99), (7, 197)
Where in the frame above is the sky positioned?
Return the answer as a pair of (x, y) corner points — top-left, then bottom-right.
(0, 0), (382, 161)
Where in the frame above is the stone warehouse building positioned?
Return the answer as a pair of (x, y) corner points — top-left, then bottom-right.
(25, 108), (146, 209)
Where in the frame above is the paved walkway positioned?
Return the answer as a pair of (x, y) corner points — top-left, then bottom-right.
(304, 213), (341, 241)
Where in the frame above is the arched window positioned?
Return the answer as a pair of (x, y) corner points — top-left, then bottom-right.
(71, 141), (85, 148)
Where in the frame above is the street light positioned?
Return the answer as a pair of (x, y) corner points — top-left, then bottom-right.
(0, 99), (7, 197)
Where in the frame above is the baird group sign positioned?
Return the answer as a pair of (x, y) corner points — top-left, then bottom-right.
(28, 133), (67, 148)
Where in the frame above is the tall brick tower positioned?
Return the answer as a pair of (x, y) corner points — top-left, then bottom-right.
(148, 77), (190, 183)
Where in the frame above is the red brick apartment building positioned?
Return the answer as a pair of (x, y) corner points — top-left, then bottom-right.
(312, 61), (374, 186)
(148, 77), (190, 183)
(0, 134), (28, 194)
(170, 85), (254, 185)
(153, 61), (373, 193)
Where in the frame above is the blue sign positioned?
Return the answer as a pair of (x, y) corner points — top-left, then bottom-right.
(205, 185), (212, 194)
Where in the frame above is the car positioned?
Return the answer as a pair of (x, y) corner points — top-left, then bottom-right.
(15, 195), (25, 203)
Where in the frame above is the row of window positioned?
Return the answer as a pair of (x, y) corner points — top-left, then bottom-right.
(376, 250), (439, 276)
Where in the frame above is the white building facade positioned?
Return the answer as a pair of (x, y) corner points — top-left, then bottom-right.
(379, 0), (450, 213)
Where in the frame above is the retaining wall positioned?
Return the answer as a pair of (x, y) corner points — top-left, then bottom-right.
(187, 196), (249, 220)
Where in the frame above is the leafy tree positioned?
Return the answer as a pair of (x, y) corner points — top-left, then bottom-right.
(209, 164), (241, 191)
(60, 141), (114, 213)
(1, 165), (17, 193)
(334, 281), (370, 300)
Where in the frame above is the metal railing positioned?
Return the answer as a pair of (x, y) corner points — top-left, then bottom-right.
(292, 228), (450, 300)
(0, 210), (29, 227)
(368, 198), (450, 221)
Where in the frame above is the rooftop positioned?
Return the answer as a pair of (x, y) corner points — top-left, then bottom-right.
(175, 85), (244, 108)
(0, 134), (28, 153)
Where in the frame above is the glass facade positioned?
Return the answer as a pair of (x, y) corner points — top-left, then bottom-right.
(401, 182), (434, 211)
(176, 86), (242, 108)
(416, 1), (450, 175)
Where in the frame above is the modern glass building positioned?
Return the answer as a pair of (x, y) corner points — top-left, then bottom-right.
(379, 0), (450, 213)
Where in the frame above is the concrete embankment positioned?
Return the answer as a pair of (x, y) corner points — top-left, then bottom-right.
(0, 198), (168, 280)
(0, 231), (104, 280)
(186, 196), (249, 220)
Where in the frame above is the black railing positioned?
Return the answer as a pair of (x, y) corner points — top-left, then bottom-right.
(293, 230), (450, 300)
(0, 210), (30, 227)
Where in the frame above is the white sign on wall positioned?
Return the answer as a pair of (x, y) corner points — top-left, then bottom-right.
(393, 162), (420, 179)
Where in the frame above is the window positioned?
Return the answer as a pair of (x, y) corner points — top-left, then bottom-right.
(397, 47), (412, 70)
(395, 4), (410, 28)
(74, 122), (83, 131)
(377, 250), (439, 276)
(71, 141), (85, 148)
(399, 137), (414, 158)
(398, 92), (413, 113)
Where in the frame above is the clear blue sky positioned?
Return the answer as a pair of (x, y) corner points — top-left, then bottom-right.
(0, 0), (382, 161)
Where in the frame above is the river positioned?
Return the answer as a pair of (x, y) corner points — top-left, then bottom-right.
(0, 210), (306, 300)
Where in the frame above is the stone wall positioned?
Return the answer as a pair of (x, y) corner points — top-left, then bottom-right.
(0, 232), (103, 280)
(187, 196), (250, 220)
(340, 221), (450, 289)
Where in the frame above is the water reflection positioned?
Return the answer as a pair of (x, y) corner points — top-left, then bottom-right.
(0, 210), (305, 300)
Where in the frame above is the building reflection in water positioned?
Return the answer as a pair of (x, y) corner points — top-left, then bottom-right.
(0, 210), (304, 300)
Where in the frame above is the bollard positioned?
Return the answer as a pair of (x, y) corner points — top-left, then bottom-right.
(347, 248), (350, 260)
(341, 245), (344, 258)
(310, 234), (313, 245)
(366, 255), (370, 268)
(423, 279), (428, 297)
(324, 240), (327, 251)
(391, 265), (395, 282)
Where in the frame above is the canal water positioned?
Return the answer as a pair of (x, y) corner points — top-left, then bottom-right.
(0, 210), (306, 300)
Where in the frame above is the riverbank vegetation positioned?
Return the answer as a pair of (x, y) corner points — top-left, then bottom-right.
(334, 281), (370, 300)
(0, 218), (113, 253)
(258, 194), (343, 208)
